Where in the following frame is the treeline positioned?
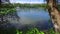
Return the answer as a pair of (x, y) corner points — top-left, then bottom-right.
(0, 3), (60, 8)
(14, 3), (47, 8)
(13, 3), (47, 8)
(0, 3), (47, 8)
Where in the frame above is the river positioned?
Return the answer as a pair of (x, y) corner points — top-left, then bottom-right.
(16, 7), (53, 30)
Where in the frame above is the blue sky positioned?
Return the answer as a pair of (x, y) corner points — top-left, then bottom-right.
(10, 0), (46, 4)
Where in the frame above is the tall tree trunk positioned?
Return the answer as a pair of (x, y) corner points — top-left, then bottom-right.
(47, 0), (60, 33)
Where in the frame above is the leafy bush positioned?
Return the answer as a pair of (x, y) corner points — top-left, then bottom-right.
(0, 8), (16, 15)
(16, 28), (60, 34)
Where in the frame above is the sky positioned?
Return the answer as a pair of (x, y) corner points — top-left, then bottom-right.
(10, 0), (46, 4)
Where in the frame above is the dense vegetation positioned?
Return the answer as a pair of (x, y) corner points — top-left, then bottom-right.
(0, 4), (16, 15)
(16, 28), (60, 34)
(0, 8), (16, 15)
(1, 27), (60, 34)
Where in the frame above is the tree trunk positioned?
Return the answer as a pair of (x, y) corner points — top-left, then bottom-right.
(47, 0), (60, 33)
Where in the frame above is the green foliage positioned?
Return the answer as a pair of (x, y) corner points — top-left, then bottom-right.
(16, 30), (22, 34)
(1, 27), (60, 34)
(16, 28), (60, 34)
(0, 8), (16, 15)
(0, 4), (15, 8)
(16, 28), (44, 34)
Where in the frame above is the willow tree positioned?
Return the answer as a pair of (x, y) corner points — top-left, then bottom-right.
(46, 0), (60, 32)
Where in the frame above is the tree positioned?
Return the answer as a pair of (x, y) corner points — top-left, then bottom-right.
(46, 0), (60, 33)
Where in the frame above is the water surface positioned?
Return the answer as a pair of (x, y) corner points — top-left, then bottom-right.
(16, 8), (53, 30)
(17, 8), (50, 24)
